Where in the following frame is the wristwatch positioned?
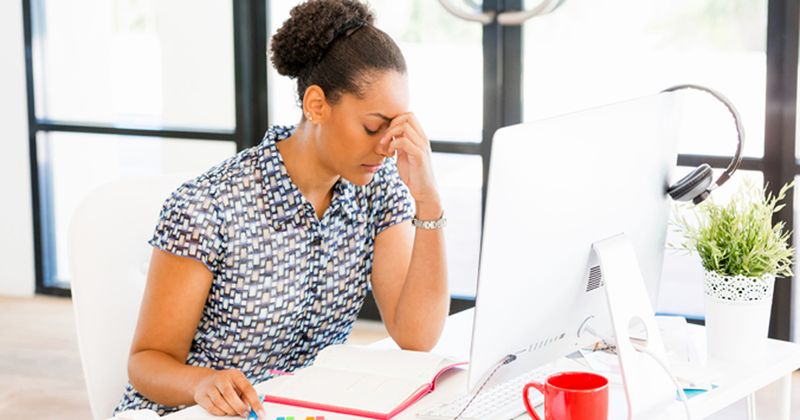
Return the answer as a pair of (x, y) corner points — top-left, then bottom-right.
(411, 211), (447, 230)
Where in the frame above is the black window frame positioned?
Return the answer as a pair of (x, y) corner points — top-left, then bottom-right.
(365, 0), (800, 341)
(23, 0), (800, 340)
(22, 0), (269, 296)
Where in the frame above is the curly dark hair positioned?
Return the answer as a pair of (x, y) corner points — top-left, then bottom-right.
(269, 0), (407, 107)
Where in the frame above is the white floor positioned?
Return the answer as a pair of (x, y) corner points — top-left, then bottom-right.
(0, 295), (798, 419)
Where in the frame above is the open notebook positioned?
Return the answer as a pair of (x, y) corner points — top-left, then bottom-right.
(259, 344), (467, 419)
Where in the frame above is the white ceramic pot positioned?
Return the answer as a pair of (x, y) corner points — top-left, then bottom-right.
(704, 270), (775, 364)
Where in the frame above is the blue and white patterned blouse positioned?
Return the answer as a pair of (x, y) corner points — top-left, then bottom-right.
(113, 125), (414, 416)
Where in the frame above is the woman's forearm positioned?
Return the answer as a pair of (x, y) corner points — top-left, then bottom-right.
(128, 350), (213, 407)
(390, 201), (449, 351)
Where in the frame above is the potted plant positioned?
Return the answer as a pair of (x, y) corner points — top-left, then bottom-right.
(671, 179), (794, 363)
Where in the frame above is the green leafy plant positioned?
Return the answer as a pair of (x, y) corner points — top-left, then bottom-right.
(670, 179), (795, 278)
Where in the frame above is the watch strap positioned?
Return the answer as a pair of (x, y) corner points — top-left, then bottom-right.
(411, 211), (447, 230)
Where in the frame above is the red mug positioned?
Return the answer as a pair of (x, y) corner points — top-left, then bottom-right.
(523, 371), (609, 420)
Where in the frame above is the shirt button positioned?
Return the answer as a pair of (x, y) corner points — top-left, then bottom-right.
(310, 234), (322, 246)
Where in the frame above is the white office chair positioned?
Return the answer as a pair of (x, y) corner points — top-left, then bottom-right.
(68, 174), (194, 420)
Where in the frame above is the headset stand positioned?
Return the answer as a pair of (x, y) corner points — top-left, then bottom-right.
(591, 233), (676, 420)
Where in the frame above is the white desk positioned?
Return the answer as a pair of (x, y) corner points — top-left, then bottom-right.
(163, 309), (800, 420)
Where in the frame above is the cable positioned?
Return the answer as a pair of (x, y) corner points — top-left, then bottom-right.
(634, 344), (692, 420)
(452, 354), (517, 420)
(582, 324), (692, 420)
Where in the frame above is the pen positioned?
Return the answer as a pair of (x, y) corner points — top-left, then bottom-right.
(248, 394), (266, 419)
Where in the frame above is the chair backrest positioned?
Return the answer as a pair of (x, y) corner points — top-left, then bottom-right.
(68, 173), (194, 420)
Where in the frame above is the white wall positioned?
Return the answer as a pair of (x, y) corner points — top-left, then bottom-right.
(0, 0), (36, 296)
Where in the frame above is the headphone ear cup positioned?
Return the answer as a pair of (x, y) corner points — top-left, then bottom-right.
(668, 164), (714, 202)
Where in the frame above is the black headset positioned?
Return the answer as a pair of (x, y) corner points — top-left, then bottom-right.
(661, 84), (745, 204)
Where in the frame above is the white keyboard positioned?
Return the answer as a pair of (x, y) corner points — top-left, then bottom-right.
(415, 364), (556, 420)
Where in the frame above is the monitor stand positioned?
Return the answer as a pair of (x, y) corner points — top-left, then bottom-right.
(591, 233), (677, 420)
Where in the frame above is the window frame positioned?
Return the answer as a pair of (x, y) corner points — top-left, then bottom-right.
(23, 0), (800, 341)
(358, 0), (525, 319)
(763, 0), (798, 340)
(22, 0), (269, 296)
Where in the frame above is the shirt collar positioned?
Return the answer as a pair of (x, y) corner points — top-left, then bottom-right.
(259, 125), (361, 230)
(331, 177), (361, 223)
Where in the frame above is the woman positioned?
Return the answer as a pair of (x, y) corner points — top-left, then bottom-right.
(112, 0), (448, 418)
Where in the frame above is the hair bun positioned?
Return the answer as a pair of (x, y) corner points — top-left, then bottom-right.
(270, 0), (375, 79)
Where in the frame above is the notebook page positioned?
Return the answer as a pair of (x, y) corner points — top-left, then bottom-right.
(312, 345), (454, 381)
(261, 366), (427, 413)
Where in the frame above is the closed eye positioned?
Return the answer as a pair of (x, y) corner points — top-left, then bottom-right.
(364, 126), (379, 136)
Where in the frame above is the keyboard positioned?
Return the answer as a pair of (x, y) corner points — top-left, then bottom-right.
(415, 364), (556, 420)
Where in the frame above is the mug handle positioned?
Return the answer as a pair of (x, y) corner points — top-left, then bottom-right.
(523, 382), (545, 420)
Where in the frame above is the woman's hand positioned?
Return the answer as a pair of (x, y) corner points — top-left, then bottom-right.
(193, 369), (265, 418)
(376, 113), (441, 212)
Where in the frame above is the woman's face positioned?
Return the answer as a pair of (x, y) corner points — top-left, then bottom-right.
(317, 70), (409, 186)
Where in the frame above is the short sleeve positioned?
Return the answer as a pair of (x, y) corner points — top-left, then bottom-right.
(372, 158), (415, 235)
(148, 181), (226, 274)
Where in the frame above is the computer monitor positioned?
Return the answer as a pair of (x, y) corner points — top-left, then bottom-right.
(467, 92), (682, 392)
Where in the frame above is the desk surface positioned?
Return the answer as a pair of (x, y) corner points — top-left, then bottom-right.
(163, 309), (800, 420)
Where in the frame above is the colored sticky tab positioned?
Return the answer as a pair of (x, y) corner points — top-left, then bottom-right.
(306, 417), (315, 420)
(287, 417), (295, 420)
(276, 417), (285, 420)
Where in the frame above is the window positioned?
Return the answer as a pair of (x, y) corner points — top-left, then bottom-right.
(25, 0), (800, 340)
(267, 0), (486, 305)
(23, 0), (257, 294)
(520, 0), (800, 336)
(523, 0), (767, 157)
(33, 0), (236, 130)
(268, 0), (483, 142)
(36, 133), (234, 287)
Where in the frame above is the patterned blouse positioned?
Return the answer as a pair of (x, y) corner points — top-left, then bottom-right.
(113, 125), (414, 416)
